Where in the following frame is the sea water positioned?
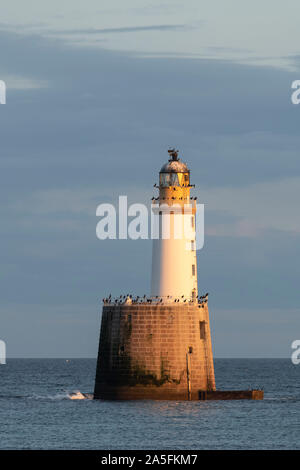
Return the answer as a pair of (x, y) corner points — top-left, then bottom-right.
(0, 359), (299, 449)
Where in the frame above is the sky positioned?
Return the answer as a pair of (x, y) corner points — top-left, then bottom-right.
(0, 0), (300, 357)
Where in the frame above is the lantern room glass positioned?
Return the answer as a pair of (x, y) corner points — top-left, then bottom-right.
(160, 172), (189, 187)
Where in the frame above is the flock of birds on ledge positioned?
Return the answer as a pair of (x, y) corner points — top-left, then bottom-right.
(102, 293), (209, 306)
(151, 197), (197, 201)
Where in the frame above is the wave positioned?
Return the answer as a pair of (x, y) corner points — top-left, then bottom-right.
(67, 391), (93, 400)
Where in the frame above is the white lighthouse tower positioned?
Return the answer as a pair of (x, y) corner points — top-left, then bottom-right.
(94, 149), (264, 401)
(151, 149), (198, 302)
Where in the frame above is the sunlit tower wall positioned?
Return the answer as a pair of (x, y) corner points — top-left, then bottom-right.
(94, 150), (216, 400)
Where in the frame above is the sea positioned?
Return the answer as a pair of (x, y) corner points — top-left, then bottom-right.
(0, 359), (299, 450)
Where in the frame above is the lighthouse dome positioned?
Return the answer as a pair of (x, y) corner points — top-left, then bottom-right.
(160, 149), (189, 174)
(160, 159), (189, 174)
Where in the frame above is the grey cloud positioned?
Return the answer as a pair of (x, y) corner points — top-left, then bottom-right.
(48, 24), (186, 35)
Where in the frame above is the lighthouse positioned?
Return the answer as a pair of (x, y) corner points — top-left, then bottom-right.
(94, 149), (216, 400)
(151, 149), (198, 301)
(93, 149), (264, 401)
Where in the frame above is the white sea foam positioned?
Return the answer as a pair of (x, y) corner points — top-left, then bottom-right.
(27, 392), (70, 400)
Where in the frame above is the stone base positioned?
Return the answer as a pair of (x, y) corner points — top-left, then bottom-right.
(93, 388), (264, 401)
(94, 385), (204, 401)
(94, 303), (216, 400)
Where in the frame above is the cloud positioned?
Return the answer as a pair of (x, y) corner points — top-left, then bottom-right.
(50, 24), (186, 35)
(203, 176), (300, 237)
(0, 28), (299, 356)
(3, 75), (47, 90)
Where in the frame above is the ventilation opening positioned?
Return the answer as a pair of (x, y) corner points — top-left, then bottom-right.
(192, 264), (196, 276)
